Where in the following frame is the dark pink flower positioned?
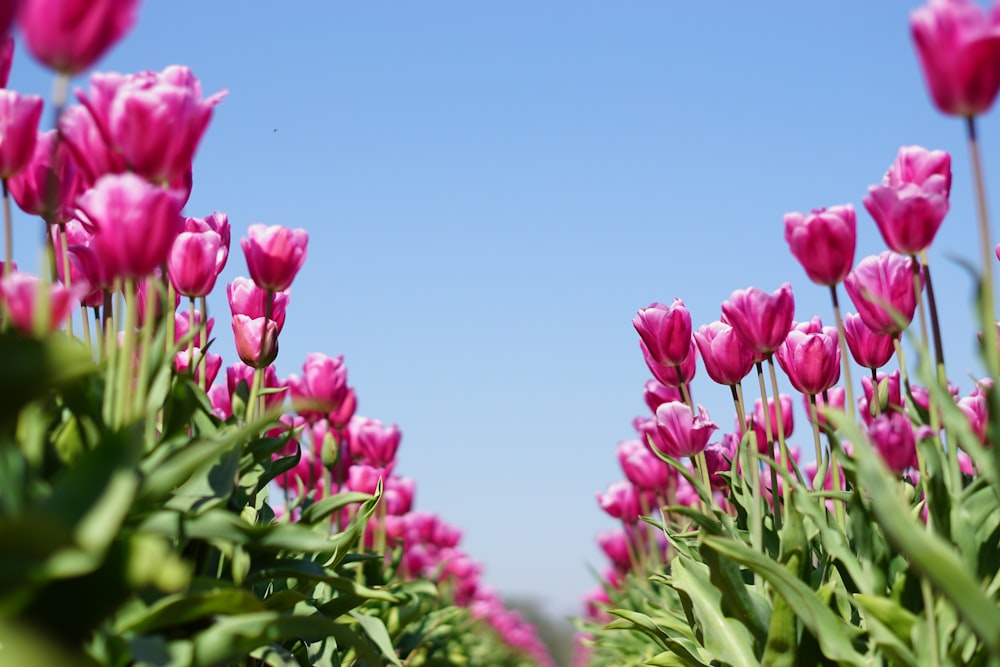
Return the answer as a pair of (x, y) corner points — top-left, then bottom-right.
(347, 416), (401, 469)
(844, 311), (898, 370)
(226, 363), (287, 412)
(693, 320), (755, 386)
(0, 35), (13, 88)
(347, 463), (389, 496)
(241, 223), (308, 292)
(864, 146), (951, 255)
(859, 370), (903, 425)
(383, 475), (415, 516)
(721, 283), (795, 356)
(174, 347), (222, 387)
(288, 353), (352, 423)
(958, 392), (989, 445)
(232, 314), (279, 369)
(596, 480), (642, 524)
(654, 401), (718, 459)
(775, 317), (841, 396)
(746, 395), (794, 452)
(641, 338), (696, 388)
(616, 439), (671, 491)
(8, 129), (81, 224)
(783, 205), (856, 286)
(0, 90), (43, 178)
(207, 383), (231, 420)
(185, 211), (230, 273)
(844, 252), (921, 336)
(643, 379), (683, 414)
(227, 276), (288, 332)
(703, 433), (738, 491)
(174, 309), (213, 346)
(18, 0), (137, 75)
(633, 299), (692, 367)
(596, 530), (631, 572)
(167, 230), (222, 297)
(911, 0), (1000, 117)
(0, 270), (76, 335)
(76, 173), (184, 280)
(805, 386), (845, 427)
(868, 411), (919, 474)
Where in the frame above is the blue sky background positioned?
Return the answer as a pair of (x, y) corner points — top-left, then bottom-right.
(8, 2), (1000, 620)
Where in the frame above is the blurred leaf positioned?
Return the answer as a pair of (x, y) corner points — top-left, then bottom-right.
(119, 589), (266, 634)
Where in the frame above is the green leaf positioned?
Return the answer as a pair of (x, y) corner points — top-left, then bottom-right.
(191, 612), (342, 667)
(119, 589), (266, 634)
(351, 612), (403, 667)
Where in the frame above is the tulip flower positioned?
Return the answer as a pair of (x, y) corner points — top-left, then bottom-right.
(0, 270), (76, 335)
(746, 395), (795, 452)
(633, 415), (666, 455)
(867, 411), (919, 474)
(633, 299), (692, 367)
(911, 0), (1000, 117)
(641, 338), (696, 388)
(864, 146), (951, 255)
(596, 530), (631, 572)
(693, 320), (755, 386)
(842, 312), (896, 370)
(207, 383), (231, 420)
(783, 205), (856, 286)
(643, 379), (683, 414)
(232, 314), (279, 369)
(806, 386), (845, 427)
(59, 103), (124, 189)
(8, 129), (81, 224)
(0, 35), (13, 89)
(226, 363), (286, 412)
(844, 252), (921, 336)
(654, 401), (718, 459)
(958, 392), (989, 445)
(383, 475), (416, 516)
(703, 433), (738, 491)
(347, 463), (390, 496)
(77, 66), (226, 185)
(859, 370), (903, 425)
(775, 318), (841, 396)
(227, 276), (289, 332)
(18, 0), (137, 75)
(167, 230), (222, 297)
(721, 283), (795, 356)
(174, 309), (213, 346)
(347, 416), (402, 469)
(174, 347), (222, 388)
(616, 439), (671, 491)
(0, 91), (43, 179)
(185, 211), (230, 273)
(596, 480), (642, 524)
(288, 353), (352, 423)
(241, 223), (309, 292)
(76, 173), (184, 281)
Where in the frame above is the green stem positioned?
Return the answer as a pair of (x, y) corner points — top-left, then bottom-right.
(967, 116), (999, 379)
(754, 360), (781, 530)
(870, 367), (882, 419)
(134, 280), (156, 427)
(732, 382), (761, 563)
(58, 224), (72, 338)
(199, 295), (209, 392)
(767, 356), (791, 492)
(116, 279), (137, 427)
(829, 285), (855, 420)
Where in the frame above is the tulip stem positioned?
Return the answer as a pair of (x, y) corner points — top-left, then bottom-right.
(911, 254), (932, 370)
(134, 281), (156, 423)
(165, 282), (176, 356)
(893, 338), (910, 391)
(694, 451), (713, 514)
(808, 394), (824, 482)
(199, 295), (209, 392)
(117, 279), (138, 426)
(246, 367), (263, 423)
(967, 117), (1000, 380)
(870, 368), (882, 418)
(80, 304), (91, 355)
(919, 251), (947, 384)
(828, 285), (855, 421)
(767, 356), (791, 491)
(754, 361), (781, 530)
(2, 179), (11, 276)
(732, 383), (762, 562)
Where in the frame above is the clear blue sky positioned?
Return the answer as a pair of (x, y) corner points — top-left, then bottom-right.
(8, 2), (999, 619)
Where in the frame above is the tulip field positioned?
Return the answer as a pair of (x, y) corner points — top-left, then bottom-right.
(3, 0), (1000, 666)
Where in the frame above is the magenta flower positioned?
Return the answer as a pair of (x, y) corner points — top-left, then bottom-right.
(207, 384), (231, 420)
(643, 379), (683, 414)
(633, 299), (692, 367)
(843, 311), (897, 369)
(0, 90), (43, 179)
(703, 433), (738, 491)
(226, 363), (287, 412)
(232, 314), (279, 369)
(775, 317), (841, 396)
(288, 353), (352, 423)
(958, 393), (989, 445)
(845, 252), (920, 336)
(654, 401), (718, 459)
(227, 276), (289, 332)
(859, 370), (903, 425)
(806, 386), (846, 427)
(347, 463), (390, 496)
(0, 35), (13, 89)
(641, 338), (696, 388)
(864, 146), (951, 255)
(174, 347), (222, 388)
(76, 173), (183, 281)
(18, 0), (138, 75)
(174, 309), (214, 346)
(8, 129), (81, 224)
(783, 205), (856, 286)
(329, 387), (357, 430)
(383, 475), (415, 516)
(693, 320), (755, 386)
(721, 283), (795, 356)
(77, 66), (226, 185)
(241, 223), (309, 292)
(185, 211), (230, 273)
(867, 412), (919, 474)
(911, 0), (1000, 117)
(747, 395), (794, 452)
(0, 270), (76, 336)
(616, 439), (671, 491)
(167, 230), (222, 297)
(596, 480), (642, 524)
(347, 416), (402, 469)
(596, 530), (631, 572)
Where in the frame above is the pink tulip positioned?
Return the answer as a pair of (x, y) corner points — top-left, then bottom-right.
(226, 363), (287, 412)
(77, 66), (226, 185)
(703, 432), (738, 491)
(0, 90), (42, 178)
(843, 312), (897, 370)
(596, 480), (642, 524)
(805, 386), (846, 427)
(721, 283), (795, 356)
(18, 0), (137, 75)
(864, 146), (951, 255)
(643, 379), (683, 414)
(232, 314), (279, 369)
(641, 338), (696, 388)
(76, 173), (183, 281)
(241, 223), (309, 292)
(654, 401), (718, 459)
(693, 320), (755, 386)
(859, 370), (903, 425)
(844, 252), (921, 336)
(775, 317), (841, 396)
(633, 299), (692, 367)
(0, 35), (13, 89)
(633, 415), (666, 454)
(8, 129), (80, 224)
(383, 475), (415, 516)
(167, 230), (222, 298)
(347, 416), (401, 469)
(207, 383), (231, 420)
(783, 205), (856, 286)
(174, 347), (222, 387)
(958, 392), (989, 445)
(288, 353), (352, 423)
(185, 211), (230, 273)
(596, 530), (631, 572)
(912, 0), (1000, 117)
(868, 411), (919, 474)
(329, 387), (357, 430)
(347, 463), (389, 495)
(226, 276), (289, 332)
(616, 439), (671, 491)
(174, 309), (213, 346)
(0, 271), (78, 335)
(746, 394), (794, 452)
